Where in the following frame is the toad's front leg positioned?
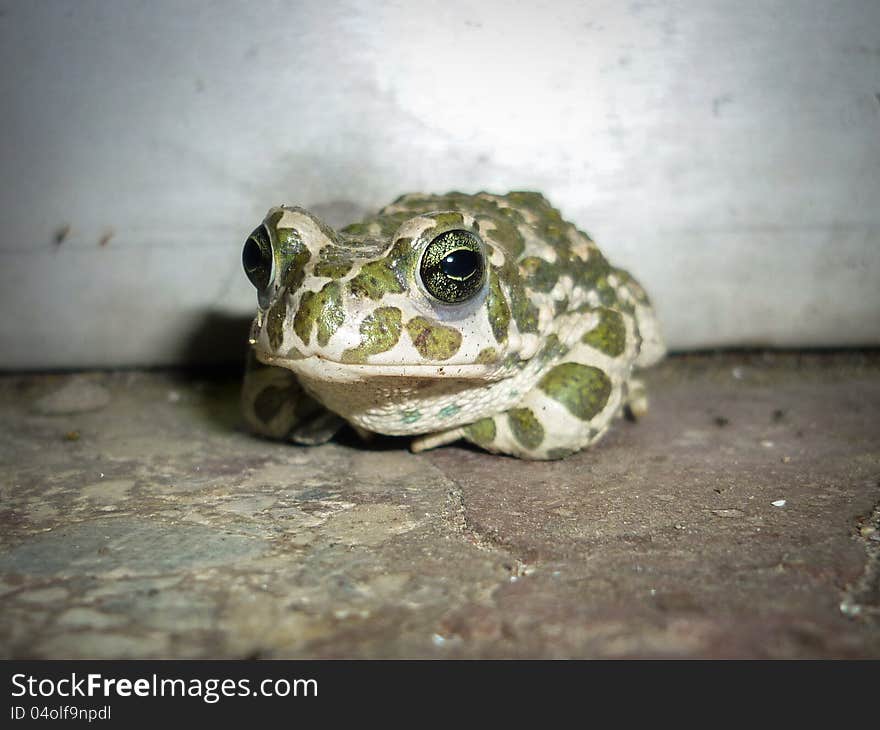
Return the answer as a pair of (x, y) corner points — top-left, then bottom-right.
(241, 349), (344, 444)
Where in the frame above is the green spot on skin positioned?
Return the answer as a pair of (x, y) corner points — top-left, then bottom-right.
(486, 268), (511, 344)
(312, 244), (354, 279)
(428, 211), (466, 230)
(508, 192), (569, 252)
(279, 240), (311, 292)
(264, 209), (284, 230)
(520, 256), (559, 293)
(405, 317), (462, 361)
(612, 267), (650, 304)
(570, 248), (621, 311)
(345, 211), (410, 239)
(402, 410), (421, 424)
(345, 238), (413, 301)
(347, 259), (404, 300)
(581, 308), (627, 357)
(293, 292), (316, 345)
(476, 347), (498, 364)
(536, 334), (567, 367)
(340, 222), (369, 236)
(538, 362), (612, 421)
(253, 385), (287, 424)
(495, 258), (538, 334)
(546, 447), (576, 460)
(313, 261), (352, 278)
(266, 295), (287, 349)
(439, 404), (461, 418)
(507, 276), (540, 333)
(479, 215), (525, 259)
(507, 408), (544, 450)
(506, 191), (552, 210)
(374, 214), (412, 238)
(464, 417), (496, 446)
(340, 307), (402, 363)
(293, 281), (344, 346)
(536, 219), (567, 247)
(597, 277), (618, 307)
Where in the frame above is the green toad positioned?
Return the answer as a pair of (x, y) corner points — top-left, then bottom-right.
(241, 192), (664, 459)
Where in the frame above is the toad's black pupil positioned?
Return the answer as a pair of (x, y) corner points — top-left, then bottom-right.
(440, 249), (478, 280)
(243, 237), (264, 273)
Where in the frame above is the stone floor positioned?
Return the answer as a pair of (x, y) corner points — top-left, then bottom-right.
(0, 351), (878, 659)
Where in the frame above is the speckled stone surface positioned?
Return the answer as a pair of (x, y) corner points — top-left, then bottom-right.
(1, 353), (878, 658)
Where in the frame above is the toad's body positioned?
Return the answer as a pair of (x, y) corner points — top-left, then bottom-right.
(241, 191), (664, 459)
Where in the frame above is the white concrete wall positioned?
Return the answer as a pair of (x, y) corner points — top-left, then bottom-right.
(1, 0), (878, 369)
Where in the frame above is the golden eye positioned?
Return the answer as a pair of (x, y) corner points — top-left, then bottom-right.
(419, 230), (485, 304)
(242, 225), (274, 291)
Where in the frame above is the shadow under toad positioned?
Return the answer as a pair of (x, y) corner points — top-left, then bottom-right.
(168, 310), (251, 432)
(177, 310), (253, 371)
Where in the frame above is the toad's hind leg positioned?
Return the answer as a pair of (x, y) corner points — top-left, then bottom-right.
(241, 349), (345, 444)
(460, 353), (630, 460)
(411, 427), (467, 453)
(623, 377), (649, 420)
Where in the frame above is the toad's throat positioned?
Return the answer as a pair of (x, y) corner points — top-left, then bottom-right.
(288, 362), (527, 436)
(256, 351), (528, 434)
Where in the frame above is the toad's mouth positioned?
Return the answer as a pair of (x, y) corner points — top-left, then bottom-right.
(257, 351), (500, 383)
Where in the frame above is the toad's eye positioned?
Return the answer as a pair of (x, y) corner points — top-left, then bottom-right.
(242, 225), (274, 291)
(419, 230), (486, 304)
